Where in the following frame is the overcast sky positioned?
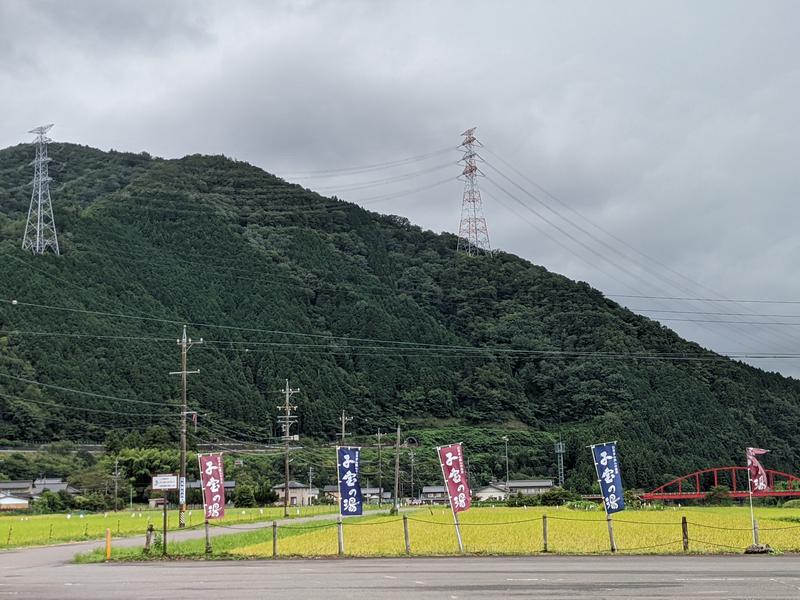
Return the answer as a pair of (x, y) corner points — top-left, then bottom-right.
(2, 0), (800, 375)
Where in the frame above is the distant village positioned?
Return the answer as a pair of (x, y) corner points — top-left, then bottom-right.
(0, 477), (554, 511)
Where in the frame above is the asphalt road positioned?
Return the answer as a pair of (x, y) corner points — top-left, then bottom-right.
(3, 520), (800, 599)
(4, 542), (800, 600)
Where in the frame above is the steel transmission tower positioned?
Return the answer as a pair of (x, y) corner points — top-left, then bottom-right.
(456, 127), (491, 255)
(22, 124), (60, 256)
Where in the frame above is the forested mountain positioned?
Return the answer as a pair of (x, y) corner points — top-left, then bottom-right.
(1, 142), (799, 491)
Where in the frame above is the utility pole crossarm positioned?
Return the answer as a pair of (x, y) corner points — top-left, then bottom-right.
(338, 410), (353, 443)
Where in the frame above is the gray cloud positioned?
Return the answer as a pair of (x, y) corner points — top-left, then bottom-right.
(2, 0), (800, 374)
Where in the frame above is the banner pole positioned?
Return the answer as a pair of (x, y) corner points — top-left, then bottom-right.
(747, 454), (756, 545)
(590, 443), (616, 552)
(437, 444), (465, 554)
(335, 445), (340, 517)
(452, 509), (465, 554)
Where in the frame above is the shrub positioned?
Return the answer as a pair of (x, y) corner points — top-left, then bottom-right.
(565, 500), (599, 511)
(538, 487), (580, 506)
(705, 485), (733, 506)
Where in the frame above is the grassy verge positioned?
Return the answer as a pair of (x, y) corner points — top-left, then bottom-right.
(74, 519), (337, 563)
(0, 505), (341, 549)
(74, 506), (800, 561)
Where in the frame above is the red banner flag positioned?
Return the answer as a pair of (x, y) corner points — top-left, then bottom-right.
(437, 443), (471, 513)
(198, 453), (225, 519)
(746, 447), (770, 492)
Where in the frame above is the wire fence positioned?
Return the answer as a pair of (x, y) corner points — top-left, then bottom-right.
(107, 510), (800, 558)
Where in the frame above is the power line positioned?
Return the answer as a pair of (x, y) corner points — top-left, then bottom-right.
(610, 294), (800, 305)
(0, 369), (173, 407)
(279, 147), (454, 178)
(311, 162), (455, 193)
(631, 309), (800, 318)
(482, 146), (800, 352)
(5, 324), (800, 360)
(349, 175), (457, 205)
(0, 391), (175, 418)
(482, 162), (800, 353)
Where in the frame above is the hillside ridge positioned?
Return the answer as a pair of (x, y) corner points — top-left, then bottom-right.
(0, 142), (798, 490)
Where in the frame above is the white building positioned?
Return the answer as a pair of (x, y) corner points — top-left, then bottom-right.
(0, 493), (29, 511)
(272, 481), (319, 507)
(506, 479), (554, 496)
(472, 479), (555, 501)
(473, 483), (508, 501)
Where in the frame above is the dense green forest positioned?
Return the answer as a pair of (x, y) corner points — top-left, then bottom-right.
(1, 142), (799, 492)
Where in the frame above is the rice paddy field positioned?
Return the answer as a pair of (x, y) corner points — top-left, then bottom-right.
(229, 506), (800, 557)
(19, 504), (800, 560)
(0, 504), (338, 549)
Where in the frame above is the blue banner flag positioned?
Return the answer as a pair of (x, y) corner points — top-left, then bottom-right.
(591, 442), (625, 514)
(337, 446), (363, 516)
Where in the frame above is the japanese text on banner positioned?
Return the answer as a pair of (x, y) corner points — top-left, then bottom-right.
(437, 443), (471, 513)
(746, 447), (770, 492)
(591, 442), (625, 514)
(337, 446), (363, 516)
(198, 453), (225, 520)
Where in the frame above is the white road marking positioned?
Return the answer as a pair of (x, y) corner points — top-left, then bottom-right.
(770, 577), (800, 591)
(507, 578), (544, 581)
(674, 578), (749, 581)
(383, 575), (396, 579)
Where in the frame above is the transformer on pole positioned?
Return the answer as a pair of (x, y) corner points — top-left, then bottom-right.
(456, 127), (491, 255)
(22, 124), (60, 256)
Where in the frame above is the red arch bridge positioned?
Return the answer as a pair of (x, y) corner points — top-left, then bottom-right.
(642, 466), (800, 501)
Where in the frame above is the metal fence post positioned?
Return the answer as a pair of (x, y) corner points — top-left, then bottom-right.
(272, 521), (278, 559)
(144, 523), (154, 553)
(204, 520), (212, 555)
(337, 516), (345, 557)
(542, 514), (548, 553)
(754, 519), (760, 545)
(681, 516), (689, 552)
(606, 513), (617, 553)
(403, 514), (411, 555)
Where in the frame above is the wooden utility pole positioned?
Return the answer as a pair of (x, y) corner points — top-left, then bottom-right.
(338, 409), (353, 442)
(393, 425), (401, 512)
(113, 458), (121, 511)
(276, 379), (299, 518)
(409, 450), (416, 500)
(170, 325), (202, 528)
(376, 429), (383, 507)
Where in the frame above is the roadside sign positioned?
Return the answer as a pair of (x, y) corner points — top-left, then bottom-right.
(152, 474), (178, 490)
(179, 476), (186, 503)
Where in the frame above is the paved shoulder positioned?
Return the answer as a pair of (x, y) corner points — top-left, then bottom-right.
(4, 556), (800, 600)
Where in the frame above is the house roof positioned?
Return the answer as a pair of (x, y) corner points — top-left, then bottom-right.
(507, 479), (553, 488)
(476, 483), (507, 492)
(187, 480), (236, 489)
(0, 479), (79, 496)
(31, 481), (76, 495)
(0, 481), (32, 490)
(0, 495), (29, 504)
(271, 481), (318, 490)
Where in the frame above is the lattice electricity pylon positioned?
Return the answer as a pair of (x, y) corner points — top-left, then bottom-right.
(555, 440), (565, 488)
(22, 124), (60, 256)
(456, 127), (491, 255)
